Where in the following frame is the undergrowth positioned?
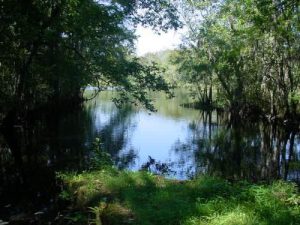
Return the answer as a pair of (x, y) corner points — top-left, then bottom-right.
(58, 169), (300, 225)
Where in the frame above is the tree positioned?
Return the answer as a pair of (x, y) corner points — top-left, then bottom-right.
(0, 0), (182, 122)
(174, 0), (300, 119)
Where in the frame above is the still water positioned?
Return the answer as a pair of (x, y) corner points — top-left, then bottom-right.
(0, 90), (300, 223)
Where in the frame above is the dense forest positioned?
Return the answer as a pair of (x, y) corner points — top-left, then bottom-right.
(142, 0), (300, 122)
(0, 1), (300, 225)
(0, 0), (181, 123)
(1, 0), (300, 123)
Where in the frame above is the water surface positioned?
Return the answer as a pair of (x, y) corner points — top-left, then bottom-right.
(0, 90), (300, 223)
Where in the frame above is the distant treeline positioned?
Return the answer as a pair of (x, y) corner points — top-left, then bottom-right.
(144, 0), (300, 120)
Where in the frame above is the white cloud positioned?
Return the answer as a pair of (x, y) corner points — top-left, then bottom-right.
(135, 25), (185, 56)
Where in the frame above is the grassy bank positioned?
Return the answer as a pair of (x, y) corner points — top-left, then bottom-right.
(58, 169), (300, 225)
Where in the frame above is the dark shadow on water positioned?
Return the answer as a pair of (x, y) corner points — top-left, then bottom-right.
(0, 92), (300, 224)
(0, 101), (137, 224)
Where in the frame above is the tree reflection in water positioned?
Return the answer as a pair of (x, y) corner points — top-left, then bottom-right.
(172, 111), (300, 183)
(1, 91), (300, 223)
(0, 100), (138, 222)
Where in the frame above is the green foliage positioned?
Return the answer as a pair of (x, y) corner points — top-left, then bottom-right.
(59, 189), (72, 201)
(0, 0), (182, 118)
(90, 137), (113, 170)
(141, 50), (180, 85)
(174, 0), (300, 117)
(59, 169), (300, 225)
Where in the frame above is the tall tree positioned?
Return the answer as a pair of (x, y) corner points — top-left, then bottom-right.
(0, 0), (182, 121)
(174, 0), (300, 118)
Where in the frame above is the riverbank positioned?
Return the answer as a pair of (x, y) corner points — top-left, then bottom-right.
(58, 168), (300, 225)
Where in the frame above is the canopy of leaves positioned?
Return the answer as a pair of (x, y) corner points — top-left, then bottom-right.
(0, 0), (182, 117)
(174, 0), (300, 117)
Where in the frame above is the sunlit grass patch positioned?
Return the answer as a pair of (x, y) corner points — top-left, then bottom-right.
(58, 169), (300, 225)
(185, 208), (259, 225)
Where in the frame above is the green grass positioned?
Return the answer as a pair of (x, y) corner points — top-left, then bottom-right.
(58, 169), (300, 225)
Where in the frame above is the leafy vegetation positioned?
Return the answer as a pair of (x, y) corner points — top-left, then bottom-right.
(1, 1), (300, 224)
(59, 169), (300, 225)
(2, 0), (300, 121)
(0, 0), (181, 122)
(172, 0), (300, 118)
(141, 50), (179, 85)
